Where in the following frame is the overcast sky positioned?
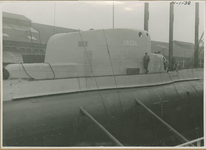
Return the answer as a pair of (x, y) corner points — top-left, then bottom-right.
(2, 1), (205, 43)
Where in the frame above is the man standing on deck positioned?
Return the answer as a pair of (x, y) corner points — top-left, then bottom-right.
(143, 52), (150, 74)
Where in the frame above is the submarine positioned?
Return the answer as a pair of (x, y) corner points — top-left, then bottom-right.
(2, 28), (203, 146)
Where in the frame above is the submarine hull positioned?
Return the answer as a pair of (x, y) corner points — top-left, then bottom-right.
(3, 28), (203, 147)
(3, 70), (203, 146)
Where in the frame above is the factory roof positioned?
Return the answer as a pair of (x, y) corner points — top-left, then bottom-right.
(32, 23), (78, 44)
(3, 12), (31, 21)
(3, 12), (78, 45)
(151, 40), (194, 58)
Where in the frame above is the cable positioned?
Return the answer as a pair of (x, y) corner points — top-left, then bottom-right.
(20, 62), (56, 80)
(45, 62), (55, 79)
(20, 63), (35, 80)
(196, 68), (203, 78)
(78, 30), (108, 117)
(102, 30), (124, 116)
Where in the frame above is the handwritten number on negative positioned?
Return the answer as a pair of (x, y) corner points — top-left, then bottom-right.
(171, 1), (191, 5)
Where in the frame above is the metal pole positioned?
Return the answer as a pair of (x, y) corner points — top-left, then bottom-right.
(169, 2), (174, 70)
(54, 2), (56, 34)
(80, 107), (123, 146)
(113, 2), (114, 28)
(194, 3), (199, 68)
(29, 29), (34, 55)
(38, 29), (41, 44)
(135, 99), (191, 144)
(144, 3), (149, 31)
(175, 137), (203, 147)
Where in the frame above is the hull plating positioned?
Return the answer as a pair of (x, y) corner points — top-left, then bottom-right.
(3, 69), (203, 146)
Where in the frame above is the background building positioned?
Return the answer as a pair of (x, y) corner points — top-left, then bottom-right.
(3, 12), (78, 67)
(151, 39), (204, 69)
(2, 12), (203, 69)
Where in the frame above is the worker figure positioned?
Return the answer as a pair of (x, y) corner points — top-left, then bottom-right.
(163, 57), (169, 72)
(143, 52), (150, 74)
(170, 57), (175, 71)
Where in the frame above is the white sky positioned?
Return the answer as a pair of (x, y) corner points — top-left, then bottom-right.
(2, 1), (205, 43)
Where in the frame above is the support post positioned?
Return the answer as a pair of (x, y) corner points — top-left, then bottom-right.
(113, 2), (114, 28)
(197, 140), (201, 146)
(169, 2), (174, 70)
(80, 107), (123, 146)
(144, 3), (149, 31)
(135, 99), (192, 144)
(175, 137), (203, 147)
(29, 29), (34, 55)
(194, 3), (199, 68)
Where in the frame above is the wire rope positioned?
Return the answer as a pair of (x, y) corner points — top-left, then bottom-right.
(20, 63), (35, 80)
(78, 30), (108, 117)
(45, 62), (55, 79)
(102, 30), (124, 117)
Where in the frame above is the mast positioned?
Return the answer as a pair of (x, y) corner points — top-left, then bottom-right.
(194, 3), (199, 68)
(54, 2), (56, 34)
(29, 29), (34, 55)
(113, 2), (114, 28)
(169, 2), (174, 70)
(144, 3), (149, 31)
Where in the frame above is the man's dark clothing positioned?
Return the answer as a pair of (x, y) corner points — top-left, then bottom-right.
(143, 54), (150, 73)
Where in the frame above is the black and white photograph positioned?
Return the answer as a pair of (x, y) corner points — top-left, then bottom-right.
(1, 1), (205, 147)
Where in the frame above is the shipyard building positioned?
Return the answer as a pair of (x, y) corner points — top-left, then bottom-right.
(2, 12), (203, 69)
